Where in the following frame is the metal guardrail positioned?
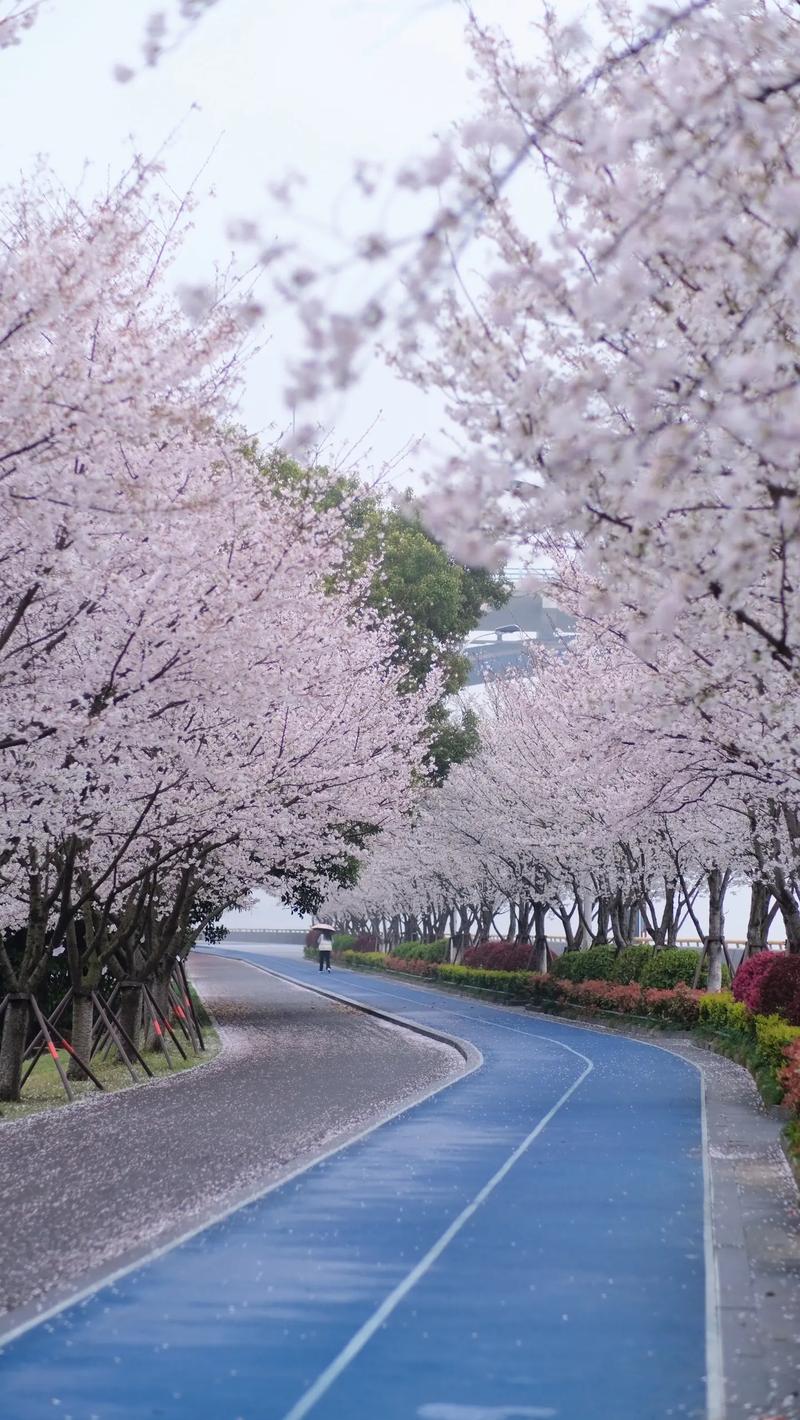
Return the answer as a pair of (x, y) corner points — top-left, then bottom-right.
(202, 929), (788, 952)
(204, 927), (308, 945)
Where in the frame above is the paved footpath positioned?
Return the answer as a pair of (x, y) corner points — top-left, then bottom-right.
(0, 945), (728, 1420)
(0, 954), (459, 1322)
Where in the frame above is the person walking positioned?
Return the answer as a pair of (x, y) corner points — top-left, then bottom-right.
(315, 924), (335, 972)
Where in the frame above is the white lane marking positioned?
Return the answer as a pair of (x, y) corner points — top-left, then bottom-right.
(279, 1052), (594, 1420)
(418, 1407), (556, 1419)
(701, 1076), (726, 1420)
(0, 967), (482, 1349)
(261, 958), (721, 1419)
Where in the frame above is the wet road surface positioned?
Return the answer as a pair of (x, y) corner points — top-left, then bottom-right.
(0, 946), (709, 1420)
(0, 953), (459, 1320)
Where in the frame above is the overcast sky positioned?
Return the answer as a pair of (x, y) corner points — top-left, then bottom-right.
(0, 0), (533, 480)
(3, 1), (764, 938)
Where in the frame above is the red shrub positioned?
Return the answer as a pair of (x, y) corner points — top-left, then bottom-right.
(642, 984), (703, 1027)
(733, 950), (783, 1009)
(383, 956), (432, 976)
(778, 1038), (800, 1114)
(463, 940), (539, 971)
(354, 932), (379, 952)
(524, 973), (702, 1027)
(733, 951), (800, 1024)
(570, 980), (642, 1014)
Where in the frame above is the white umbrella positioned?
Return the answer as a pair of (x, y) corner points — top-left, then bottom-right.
(313, 923), (336, 932)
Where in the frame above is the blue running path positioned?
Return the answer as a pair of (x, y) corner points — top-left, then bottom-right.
(0, 948), (710, 1420)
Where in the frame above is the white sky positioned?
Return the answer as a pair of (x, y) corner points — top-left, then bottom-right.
(0, 0), (532, 478)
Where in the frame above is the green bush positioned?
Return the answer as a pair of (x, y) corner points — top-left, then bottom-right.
(551, 946), (619, 982)
(437, 965), (530, 995)
(753, 1013), (800, 1071)
(698, 991), (753, 1035)
(611, 946), (653, 984)
(341, 949), (387, 969)
(639, 948), (729, 990)
(392, 939), (449, 963)
(333, 933), (356, 952)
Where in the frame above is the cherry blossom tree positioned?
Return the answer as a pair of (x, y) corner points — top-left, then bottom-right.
(0, 169), (437, 1098)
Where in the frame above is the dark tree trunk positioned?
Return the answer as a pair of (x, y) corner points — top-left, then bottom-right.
(532, 901), (549, 973)
(478, 900), (493, 942)
(706, 868), (726, 993)
(594, 896), (610, 945)
(145, 963), (172, 1051)
(744, 881), (770, 961)
(516, 897), (532, 946)
(67, 992), (94, 1080)
(609, 894), (628, 950)
(118, 983), (144, 1054)
(507, 899), (518, 941)
(768, 868), (800, 954)
(0, 998), (29, 1101)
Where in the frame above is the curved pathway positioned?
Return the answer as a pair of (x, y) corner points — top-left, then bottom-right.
(0, 954), (459, 1322)
(0, 946), (712, 1420)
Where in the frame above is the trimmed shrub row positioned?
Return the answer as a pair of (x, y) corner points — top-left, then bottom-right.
(552, 944), (729, 990)
(392, 939), (450, 963)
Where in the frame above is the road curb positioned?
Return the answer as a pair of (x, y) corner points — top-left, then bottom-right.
(231, 956), (481, 1074)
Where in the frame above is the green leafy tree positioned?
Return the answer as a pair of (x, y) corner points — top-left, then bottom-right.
(254, 450), (509, 782)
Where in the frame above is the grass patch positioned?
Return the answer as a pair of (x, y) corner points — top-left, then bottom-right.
(0, 990), (220, 1124)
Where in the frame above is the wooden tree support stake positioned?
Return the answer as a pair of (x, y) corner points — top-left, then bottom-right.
(21, 989), (74, 1085)
(177, 959), (205, 1051)
(167, 973), (200, 1053)
(143, 983), (188, 1061)
(28, 995), (105, 1095)
(92, 991), (154, 1079)
(90, 993), (138, 1083)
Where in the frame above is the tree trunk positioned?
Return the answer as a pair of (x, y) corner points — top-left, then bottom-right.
(744, 881), (770, 960)
(532, 901), (549, 973)
(609, 895), (628, 950)
(145, 964), (172, 1051)
(507, 899), (518, 941)
(594, 896), (610, 945)
(67, 992), (94, 1080)
(706, 868), (726, 993)
(0, 998), (30, 1101)
(117, 983), (143, 1054)
(516, 897), (532, 945)
(769, 868), (800, 953)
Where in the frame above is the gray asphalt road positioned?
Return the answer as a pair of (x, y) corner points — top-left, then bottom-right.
(0, 952), (461, 1323)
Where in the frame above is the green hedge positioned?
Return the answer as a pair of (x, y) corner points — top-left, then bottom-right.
(551, 946), (619, 982)
(698, 991), (752, 1034)
(437, 965), (531, 994)
(611, 946), (653, 984)
(639, 948), (729, 990)
(392, 939), (449, 963)
(551, 943), (728, 990)
(753, 1013), (800, 1071)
